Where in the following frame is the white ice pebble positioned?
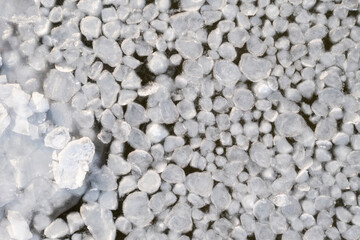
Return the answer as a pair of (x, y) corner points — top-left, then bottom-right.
(170, 11), (203, 36)
(250, 142), (271, 168)
(124, 102), (149, 127)
(161, 164), (186, 183)
(165, 203), (193, 233)
(275, 113), (304, 137)
(239, 54), (272, 82)
(44, 127), (71, 149)
(80, 202), (116, 240)
(97, 71), (119, 108)
(77, 0), (102, 16)
(44, 69), (80, 102)
(211, 183), (231, 210)
(53, 137), (95, 189)
(177, 100), (196, 119)
(146, 123), (169, 143)
(185, 172), (213, 197)
(123, 191), (154, 227)
(99, 191), (118, 210)
(147, 52), (169, 74)
(228, 27), (249, 48)
(175, 37), (203, 59)
(128, 128), (151, 151)
(67, 212), (84, 234)
(137, 170), (161, 193)
(44, 218), (69, 239)
(213, 60), (241, 87)
(233, 88), (255, 111)
(93, 37), (122, 67)
(6, 211), (32, 240)
(29, 92), (49, 113)
(80, 16), (102, 40)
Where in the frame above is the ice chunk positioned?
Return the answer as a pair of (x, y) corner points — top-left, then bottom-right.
(160, 99), (179, 124)
(146, 123), (169, 143)
(165, 203), (192, 233)
(213, 60), (241, 87)
(44, 127), (70, 150)
(177, 100), (196, 119)
(275, 113), (304, 137)
(269, 212), (288, 234)
(137, 170), (161, 193)
(175, 37), (203, 59)
(91, 166), (118, 191)
(148, 52), (169, 74)
(29, 92), (49, 113)
(80, 202), (116, 240)
(254, 223), (275, 240)
(253, 199), (274, 220)
(161, 164), (186, 183)
(239, 54), (272, 82)
(250, 142), (271, 168)
(77, 0), (102, 16)
(93, 37), (122, 67)
(343, 226), (360, 240)
(233, 88), (255, 111)
(315, 117), (337, 140)
(0, 103), (10, 137)
(303, 226), (325, 240)
(124, 103), (149, 127)
(115, 216), (132, 235)
(97, 71), (119, 108)
(53, 137), (95, 189)
(112, 120), (131, 143)
(170, 11), (203, 36)
(123, 191), (154, 227)
(67, 212), (84, 234)
(211, 183), (231, 210)
(128, 128), (151, 151)
(80, 16), (101, 40)
(44, 219), (69, 239)
(44, 69), (80, 102)
(99, 191), (118, 210)
(7, 211), (32, 240)
(185, 172), (213, 197)
(228, 27), (249, 48)
(0, 0), (39, 23)
(127, 150), (153, 174)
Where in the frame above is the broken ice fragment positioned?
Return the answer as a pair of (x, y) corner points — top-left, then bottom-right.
(147, 52), (169, 74)
(239, 54), (272, 82)
(97, 71), (120, 108)
(128, 128), (151, 151)
(0, 103), (10, 137)
(170, 11), (203, 36)
(146, 123), (169, 143)
(53, 137), (95, 189)
(161, 164), (186, 183)
(165, 203), (193, 233)
(112, 120), (131, 143)
(77, 0), (102, 16)
(93, 37), (122, 67)
(44, 69), (80, 102)
(7, 211), (32, 240)
(124, 103), (149, 127)
(250, 142), (271, 168)
(0, 0), (39, 23)
(44, 127), (71, 150)
(80, 202), (116, 240)
(185, 172), (213, 197)
(123, 191), (154, 227)
(29, 92), (49, 113)
(213, 60), (241, 87)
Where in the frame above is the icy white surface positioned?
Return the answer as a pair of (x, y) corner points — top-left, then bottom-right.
(0, 0), (360, 239)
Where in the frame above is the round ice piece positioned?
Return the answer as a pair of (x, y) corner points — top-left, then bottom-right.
(165, 203), (192, 233)
(147, 52), (169, 74)
(137, 170), (161, 194)
(275, 113), (304, 137)
(44, 127), (70, 149)
(185, 172), (213, 197)
(233, 88), (255, 111)
(175, 37), (203, 59)
(213, 60), (241, 87)
(123, 191), (154, 227)
(239, 54), (272, 82)
(250, 142), (271, 168)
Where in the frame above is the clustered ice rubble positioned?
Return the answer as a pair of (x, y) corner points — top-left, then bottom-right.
(0, 0), (359, 239)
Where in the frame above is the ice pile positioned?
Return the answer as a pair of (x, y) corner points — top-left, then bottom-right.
(0, 0), (360, 239)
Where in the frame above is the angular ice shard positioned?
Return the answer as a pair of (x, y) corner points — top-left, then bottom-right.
(6, 211), (32, 240)
(93, 37), (122, 67)
(44, 127), (71, 150)
(53, 137), (95, 189)
(0, 103), (10, 137)
(80, 202), (116, 240)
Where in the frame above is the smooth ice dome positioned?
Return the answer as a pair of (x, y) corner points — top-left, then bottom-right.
(80, 16), (102, 40)
(52, 137), (95, 189)
(123, 191), (154, 227)
(213, 60), (241, 87)
(137, 170), (161, 193)
(275, 113), (305, 137)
